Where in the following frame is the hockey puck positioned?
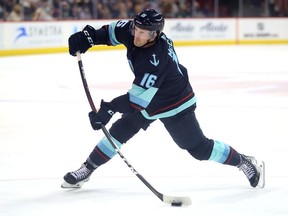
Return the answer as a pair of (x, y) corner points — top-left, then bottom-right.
(171, 201), (182, 207)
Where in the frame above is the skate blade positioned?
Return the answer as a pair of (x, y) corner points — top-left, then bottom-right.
(257, 160), (265, 189)
(61, 177), (90, 189)
(61, 181), (84, 189)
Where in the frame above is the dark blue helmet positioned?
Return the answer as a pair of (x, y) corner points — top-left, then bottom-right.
(134, 9), (164, 33)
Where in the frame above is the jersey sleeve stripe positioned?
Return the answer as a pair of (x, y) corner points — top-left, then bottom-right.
(128, 84), (158, 108)
(108, 22), (121, 46)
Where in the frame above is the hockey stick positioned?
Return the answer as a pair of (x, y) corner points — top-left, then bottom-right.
(76, 51), (191, 206)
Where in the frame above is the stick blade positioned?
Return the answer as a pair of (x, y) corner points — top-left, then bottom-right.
(163, 195), (192, 206)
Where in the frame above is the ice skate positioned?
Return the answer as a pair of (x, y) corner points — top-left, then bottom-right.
(238, 154), (265, 188)
(61, 162), (94, 189)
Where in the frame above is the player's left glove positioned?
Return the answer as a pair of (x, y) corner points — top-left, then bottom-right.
(88, 100), (117, 130)
(68, 25), (96, 56)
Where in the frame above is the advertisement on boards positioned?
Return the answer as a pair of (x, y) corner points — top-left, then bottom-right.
(238, 18), (288, 42)
(1, 18), (288, 56)
(2, 22), (64, 49)
(165, 18), (236, 43)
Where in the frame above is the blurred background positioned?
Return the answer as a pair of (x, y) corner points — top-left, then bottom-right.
(1, 0), (288, 22)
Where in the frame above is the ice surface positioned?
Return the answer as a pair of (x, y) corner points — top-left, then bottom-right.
(1, 45), (288, 216)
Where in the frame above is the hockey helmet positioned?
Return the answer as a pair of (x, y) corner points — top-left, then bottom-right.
(134, 9), (164, 33)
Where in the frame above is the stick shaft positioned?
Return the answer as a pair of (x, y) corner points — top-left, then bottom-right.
(77, 52), (97, 112)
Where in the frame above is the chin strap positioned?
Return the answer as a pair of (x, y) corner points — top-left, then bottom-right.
(141, 38), (156, 48)
(140, 31), (158, 48)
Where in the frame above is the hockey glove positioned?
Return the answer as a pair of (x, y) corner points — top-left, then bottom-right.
(88, 100), (117, 130)
(68, 25), (96, 56)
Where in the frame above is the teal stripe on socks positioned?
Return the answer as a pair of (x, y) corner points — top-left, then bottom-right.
(97, 136), (122, 159)
(208, 140), (230, 163)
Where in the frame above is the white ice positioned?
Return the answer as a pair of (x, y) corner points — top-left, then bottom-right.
(1, 45), (288, 216)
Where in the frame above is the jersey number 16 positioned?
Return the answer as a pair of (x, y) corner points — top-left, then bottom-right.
(140, 73), (157, 88)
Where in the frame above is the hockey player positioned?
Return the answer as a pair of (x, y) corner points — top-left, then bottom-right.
(62, 9), (265, 189)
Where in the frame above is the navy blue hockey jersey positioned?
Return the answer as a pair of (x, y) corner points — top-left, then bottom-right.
(100, 20), (196, 119)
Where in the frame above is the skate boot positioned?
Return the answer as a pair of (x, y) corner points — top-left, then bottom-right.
(61, 162), (95, 188)
(238, 154), (265, 188)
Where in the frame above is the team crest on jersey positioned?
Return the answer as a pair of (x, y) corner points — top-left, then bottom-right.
(150, 54), (159, 66)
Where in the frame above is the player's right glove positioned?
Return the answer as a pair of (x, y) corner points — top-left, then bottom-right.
(68, 25), (96, 56)
(88, 100), (117, 130)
